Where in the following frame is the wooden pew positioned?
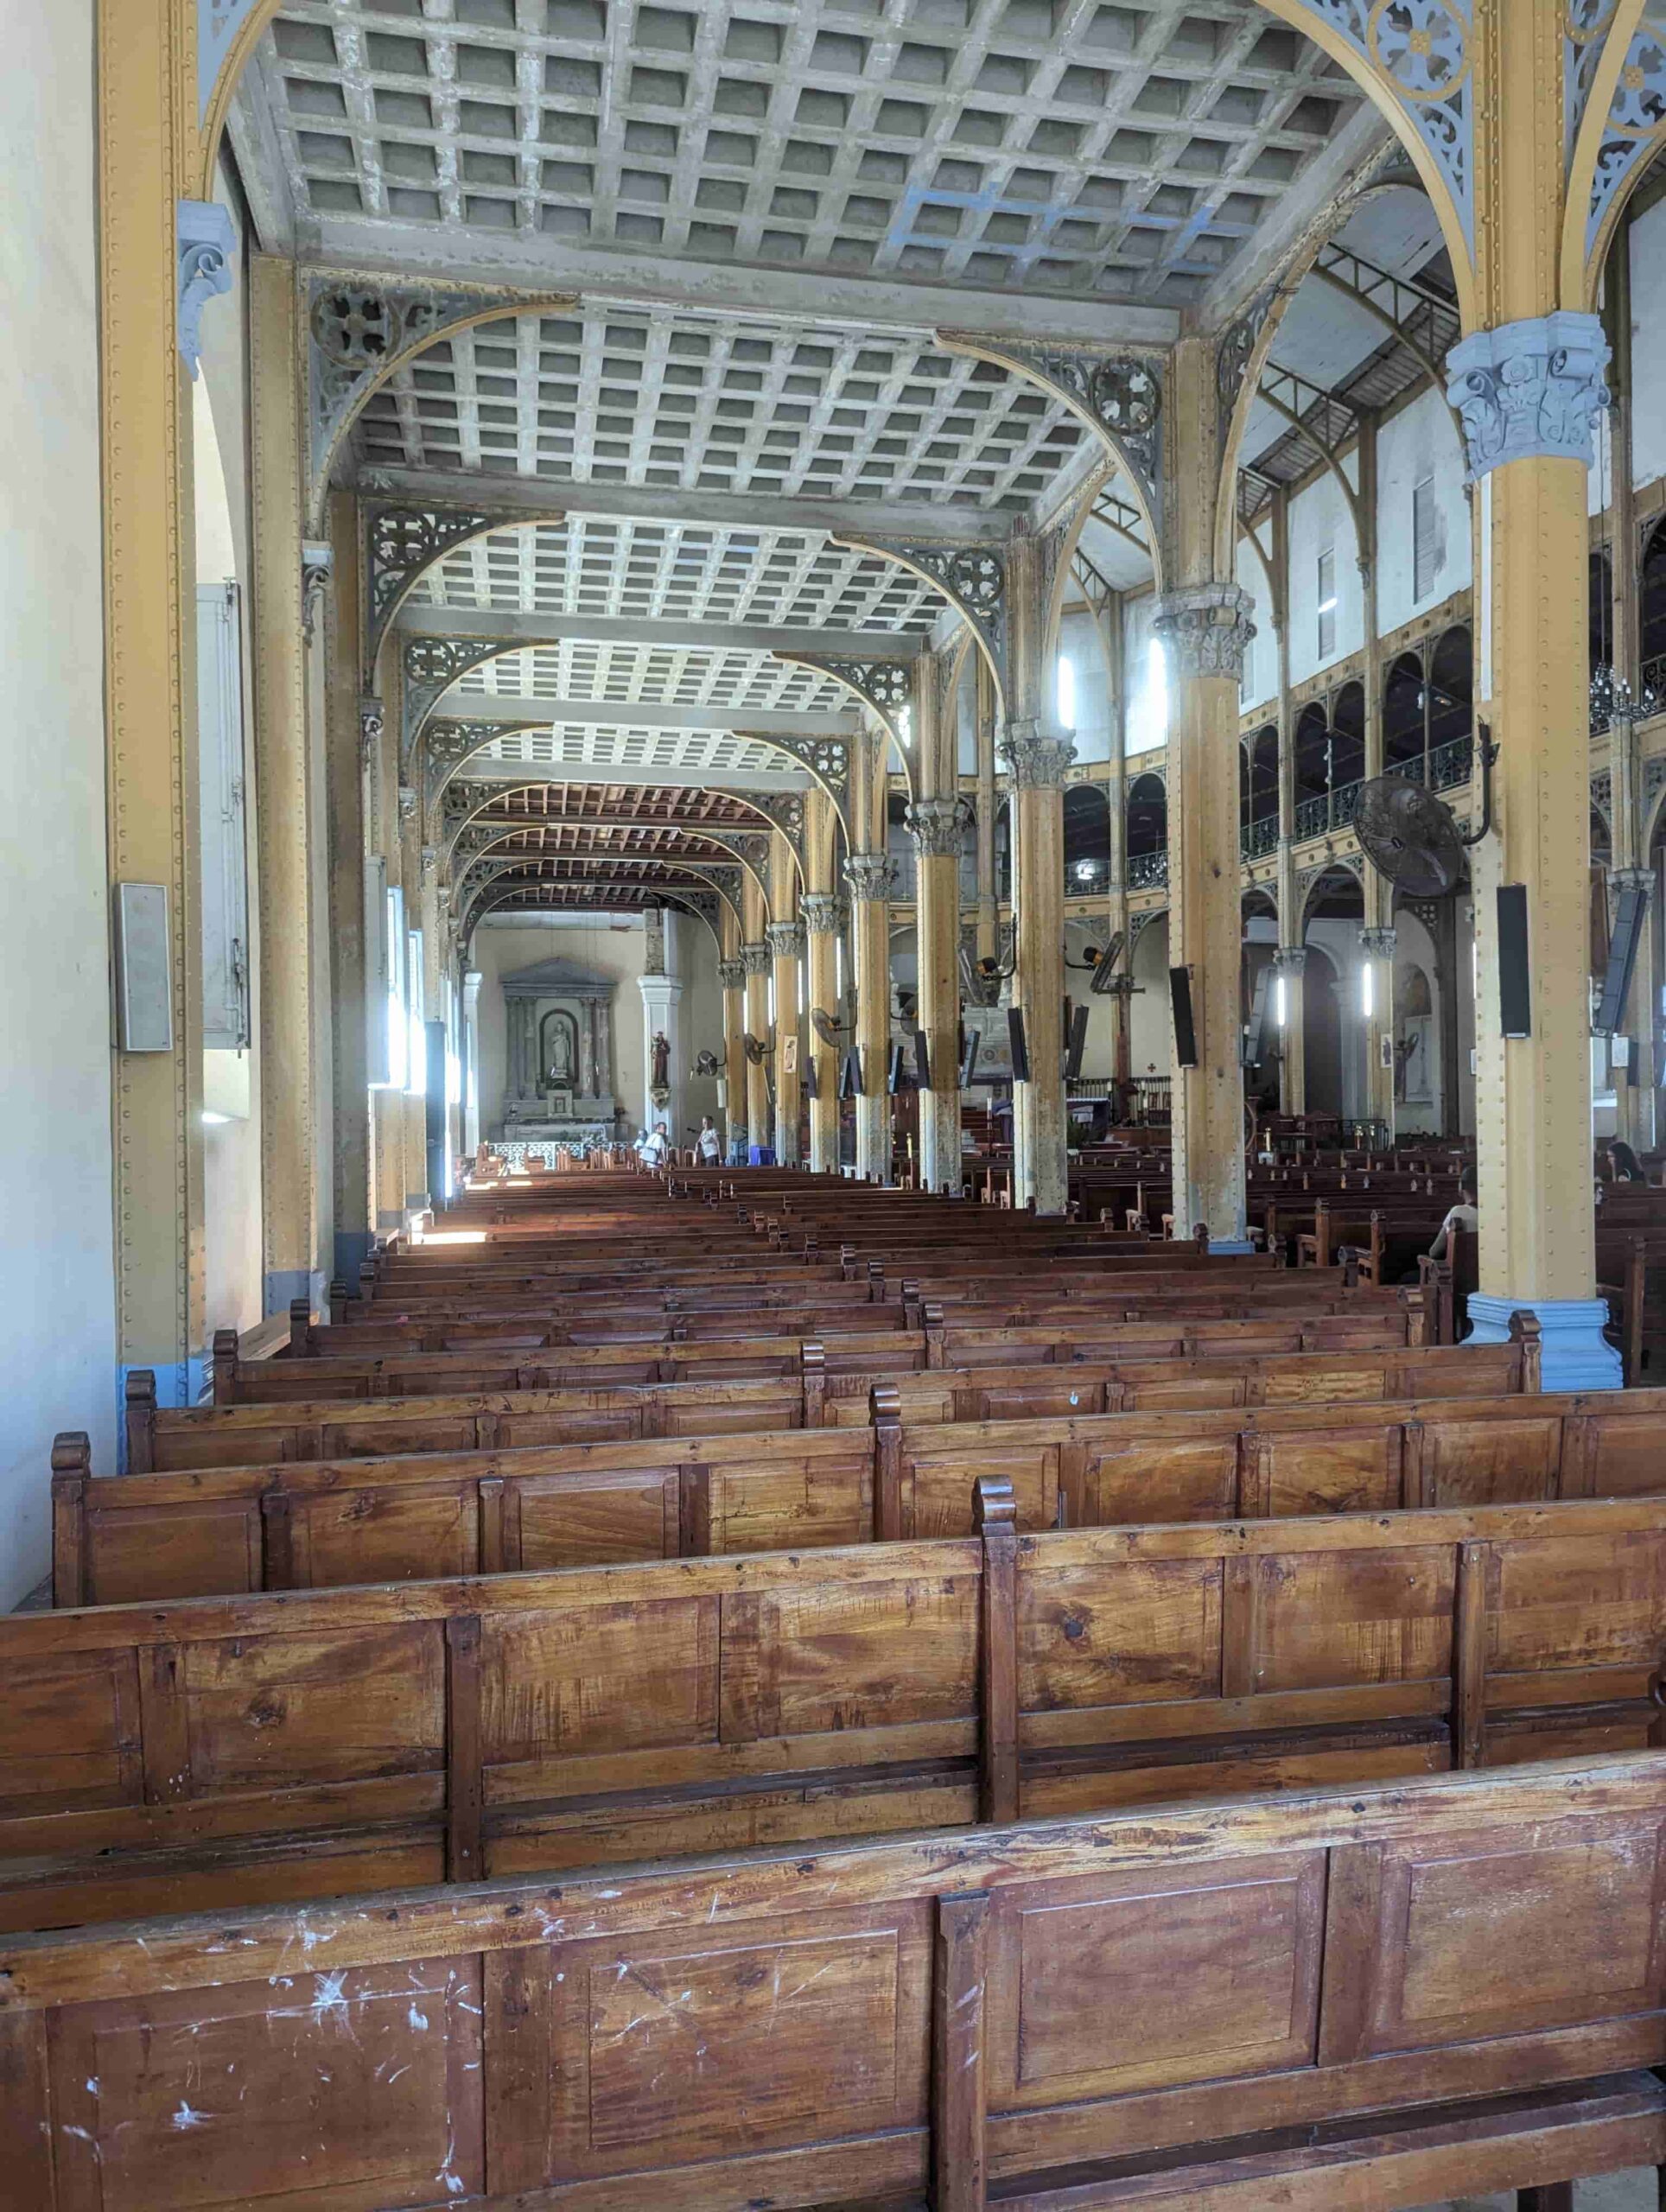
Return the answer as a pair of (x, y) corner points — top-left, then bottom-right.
(124, 1306), (1437, 1473)
(3, 1758), (1661, 2211)
(18, 1491), (1666, 1931)
(59, 1334), (1546, 1604)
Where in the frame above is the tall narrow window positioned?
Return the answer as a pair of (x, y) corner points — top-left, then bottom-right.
(1413, 476), (1440, 601)
(197, 582), (249, 1048)
(1316, 547), (1337, 662)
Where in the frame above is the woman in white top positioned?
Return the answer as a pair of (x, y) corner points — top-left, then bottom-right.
(638, 1123), (669, 1166)
(696, 1116), (721, 1163)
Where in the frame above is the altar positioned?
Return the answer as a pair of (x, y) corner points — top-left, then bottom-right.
(490, 957), (620, 1143)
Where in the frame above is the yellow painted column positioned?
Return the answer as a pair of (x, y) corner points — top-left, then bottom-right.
(974, 655), (1000, 960)
(767, 920), (804, 1166)
(716, 943), (747, 1164)
(801, 787), (841, 1173)
(1001, 727), (1074, 1213)
(99, 0), (210, 1403)
(1274, 946), (1307, 1118)
(1462, 435), (1613, 1376)
(910, 648), (965, 1195)
(325, 491), (372, 1283)
(1445, 0), (1618, 1382)
(741, 869), (771, 1160)
(1156, 584), (1256, 1249)
(911, 802), (966, 1193)
(249, 257), (321, 1311)
(845, 854), (893, 1181)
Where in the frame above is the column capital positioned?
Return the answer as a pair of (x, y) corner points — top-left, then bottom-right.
(906, 794), (973, 855)
(1445, 313), (1611, 480)
(716, 958), (745, 991)
(176, 200), (235, 378)
(766, 918), (806, 959)
(1358, 925), (1398, 958)
(359, 699), (385, 767)
(1612, 866), (1654, 900)
(1272, 945), (1307, 975)
(843, 852), (896, 903)
(740, 940), (772, 976)
(800, 892), (844, 935)
(1152, 584), (1256, 681)
(397, 785), (418, 825)
(998, 716), (1077, 788)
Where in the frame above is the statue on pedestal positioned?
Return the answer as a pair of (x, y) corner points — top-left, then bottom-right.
(650, 1029), (671, 1101)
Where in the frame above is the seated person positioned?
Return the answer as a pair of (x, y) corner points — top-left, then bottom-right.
(1428, 1175), (1477, 1263)
(1610, 1138), (1648, 1185)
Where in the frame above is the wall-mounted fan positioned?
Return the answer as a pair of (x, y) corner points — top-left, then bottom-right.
(959, 941), (1016, 1008)
(743, 1032), (773, 1065)
(1065, 931), (1128, 995)
(810, 1007), (847, 1048)
(1354, 728), (1497, 898)
(693, 1049), (721, 1077)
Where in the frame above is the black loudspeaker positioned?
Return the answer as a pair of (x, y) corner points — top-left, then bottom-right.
(959, 1027), (980, 1090)
(887, 1043), (905, 1095)
(840, 1048), (862, 1099)
(1497, 884), (1532, 1039)
(1008, 1007), (1031, 1083)
(1065, 1001), (1090, 1081)
(1597, 879), (1648, 1034)
(1169, 967), (1199, 1068)
(912, 1027), (931, 1091)
(804, 1055), (819, 1101)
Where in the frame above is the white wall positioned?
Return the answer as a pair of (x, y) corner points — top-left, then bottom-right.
(1374, 384), (1471, 633)
(1056, 607), (1113, 763)
(1631, 196), (1666, 493)
(1287, 457), (1364, 688)
(475, 914), (646, 1130)
(1236, 535), (1278, 714)
(1121, 592), (1167, 755)
(0, 0), (117, 1600)
(1129, 912), (1171, 1076)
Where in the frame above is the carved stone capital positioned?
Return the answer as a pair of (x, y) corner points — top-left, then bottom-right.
(906, 795), (972, 855)
(421, 844), (440, 876)
(1358, 926), (1398, 959)
(1272, 946), (1307, 976)
(1612, 867), (1654, 903)
(397, 785), (419, 826)
(716, 959), (746, 992)
(800, 893), (843, 937)
(176, 200), (235, 378)
(359, 700), (385, 767)
(301, 541), (334, 644)
(998, 717), (1077, 789)
(740, 941), (772, 977)
(1445, 312), (1612, 479)
(766, 919), (807, 960)
(843, 852), (896, 903)
(1152, 584), (1256, 682)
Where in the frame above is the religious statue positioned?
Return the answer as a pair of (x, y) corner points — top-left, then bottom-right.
(544, 1023), (575, 1089)
(651, 1030), (671, 1093)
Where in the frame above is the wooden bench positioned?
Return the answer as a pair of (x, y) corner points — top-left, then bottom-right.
(3, 1760), (1666, 2210)
(16, 1489), (1666, 1932)
(55, 1318), (1548, 1601)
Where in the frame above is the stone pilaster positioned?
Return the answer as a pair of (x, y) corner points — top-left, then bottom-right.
(908, 798), (970, 1193)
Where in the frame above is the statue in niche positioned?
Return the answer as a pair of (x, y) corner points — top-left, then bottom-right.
(539, 1008), (579, 1092)
(650, 1030), (671, 1095)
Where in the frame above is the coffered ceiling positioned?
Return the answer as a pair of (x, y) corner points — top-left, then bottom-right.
(219, 1), (1438, 925)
